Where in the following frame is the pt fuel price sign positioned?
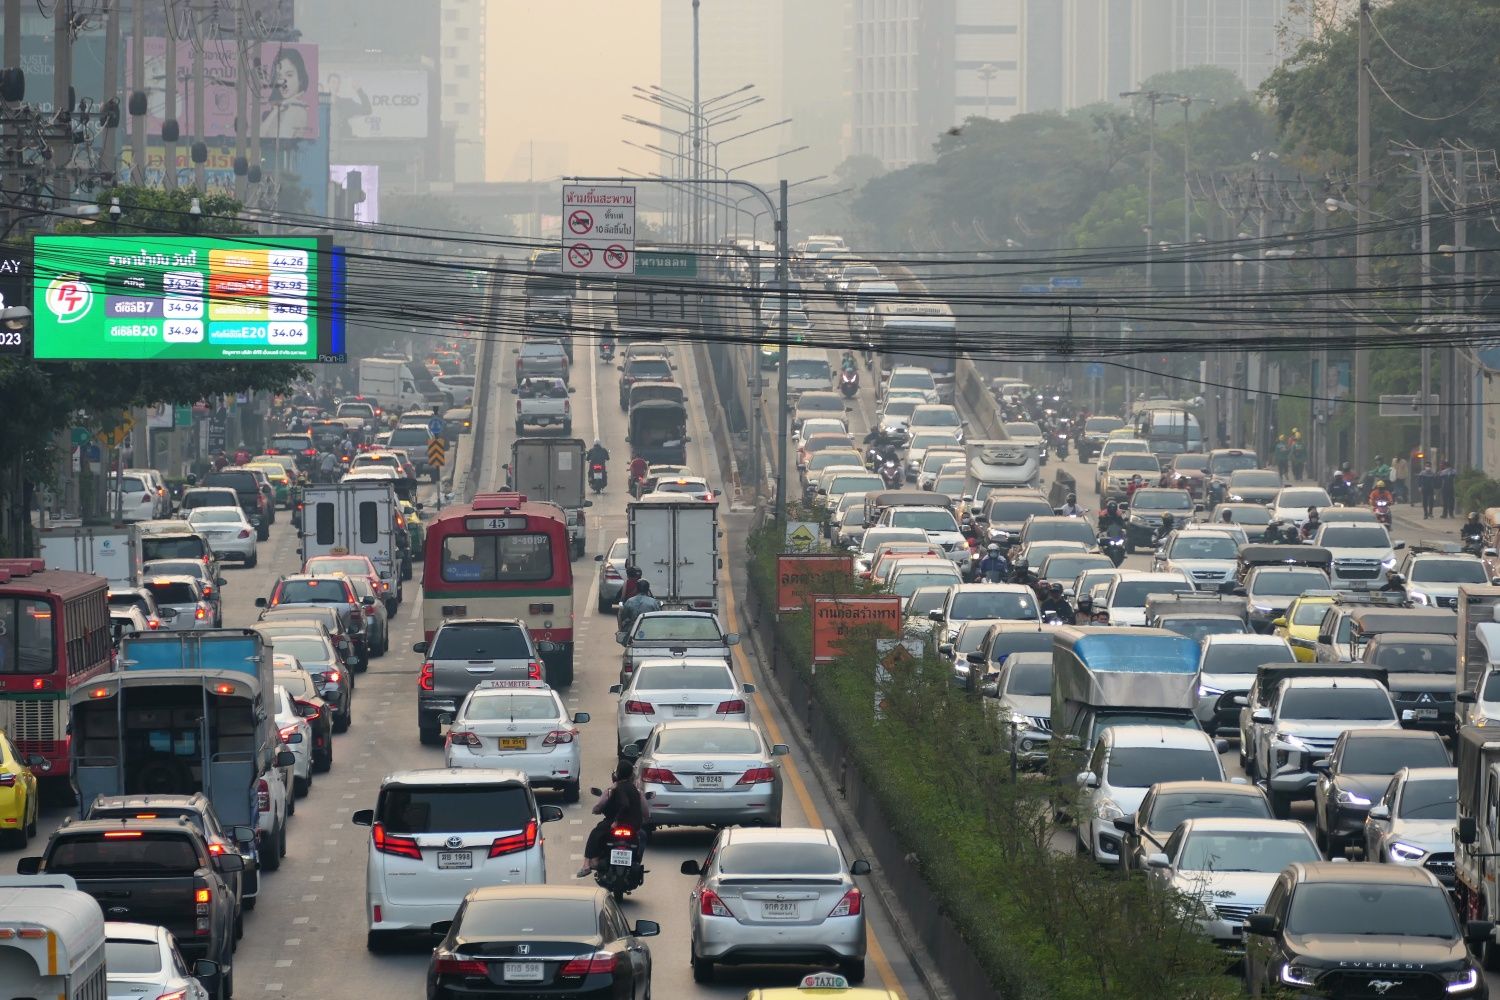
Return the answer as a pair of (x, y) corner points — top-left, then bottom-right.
(32, 235), (332, 361)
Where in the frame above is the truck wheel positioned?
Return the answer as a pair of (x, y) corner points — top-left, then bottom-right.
(419, 724), (442, 746)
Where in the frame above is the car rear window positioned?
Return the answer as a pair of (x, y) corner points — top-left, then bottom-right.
(388, 427), (429, 448)
(271, 636), (333, 664)
(141, 536), (209, 562)
(464, 693), (557, 721)
(49, 833), (201, 873)
(632, 617), (723, 641)
(105, 939), (163, 974)
(275, 670), (315, 698)
(379, 784), (532, 833)
(145, 582), (197, 604)
(182, 491), (238, 509)
(656, 727), (760, 755)
(275, 580), (349, 604)
(459, 897), (595, 937)
(634, 663), (735, 690)
(717, 842), (843, 875)
(202, 472), (257, 493)
(627, 359), (672, 380)
(431, 623), (532, 660)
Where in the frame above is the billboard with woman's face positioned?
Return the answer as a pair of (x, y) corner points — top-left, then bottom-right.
(131, 39), (319, 141)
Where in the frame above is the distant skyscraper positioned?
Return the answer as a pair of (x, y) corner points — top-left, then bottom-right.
(441, 0), (487, 182)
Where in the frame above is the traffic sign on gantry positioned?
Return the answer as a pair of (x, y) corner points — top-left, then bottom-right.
(560, 185), (635, 275)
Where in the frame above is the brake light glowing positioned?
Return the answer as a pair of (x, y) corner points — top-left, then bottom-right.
(103, 830), (143, 839)
(624, 700), (654, 715)
(325, 670), (341, 683)
(372, 822), (423, 860)
(488, 818), (538, 857)
(418, 663), (434, 691)
(195, 607), (207, 621)
(207, 842), (226, 855)
(433, 957), (488, 976)
(699, 887), (734, 917)
(541, 729), (574, 746)
(736, 767), (776, 785)
(715, 699), (747, 715)
(194, 888), (211, 904)
(828, 886), (862, 917)
(30, 678), (45, 691)
(559, 951), (617, 976)
(640, 767), (679, 785)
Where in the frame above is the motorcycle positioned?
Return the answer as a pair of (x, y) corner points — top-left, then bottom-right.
(588, 803), (646, 901)
(1463, 536), (1486, 557)
(589, 463), (607, 494)
(838, 368), (859, 398)
(1053, 430), (1070, 460)
(1373, 497), (1392, 527)
(879, 459), (903, 490)
(599, 342), (616, 362)
(1098, 531), (1127, 568)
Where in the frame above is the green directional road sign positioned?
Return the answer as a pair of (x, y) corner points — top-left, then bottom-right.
(636, 251), (697, 278)
(70, 427), (90, 446)
(174, 404), (193, 427)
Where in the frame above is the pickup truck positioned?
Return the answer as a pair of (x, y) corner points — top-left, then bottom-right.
(615, 609), (739, 686)
(514, 376), (575, 435)
(19, 816), (243, 997)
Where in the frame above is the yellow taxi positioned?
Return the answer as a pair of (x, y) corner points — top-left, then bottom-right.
(246, 460), (295, 509)
(1272, 591), (1338, 661)
(0, 729), (40, 848)
(745, 972), (900, 999)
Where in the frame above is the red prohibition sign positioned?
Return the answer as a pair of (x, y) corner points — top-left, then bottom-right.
(567, 209), (593, 235)
(604, 244), (630, 269)
(567, 243), (593, 269)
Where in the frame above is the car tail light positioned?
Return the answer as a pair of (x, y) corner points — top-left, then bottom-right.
(528, 661), (543, 680)
(432, 957), (488, 976)
(604, 567), (622, 581)
(295, 700), (321, 720)
(736, 767), (776, 785)
(194, 887), (211, 906)
(257, 778), (270, 810)
(418, 663), (434, 691)
(104, 830), (143, 838)
(828, 887), (862, 917)
(200, 585), (213, 596)
(325, 670), (341, 683)
(715, 699), (747, 715)
(515, 399), (522, 413)
(699, 887), (735, 917)
(624, 700), (654, 715)
(238, 529), (251, 539)
(488, 818), (538, 857)
(446, 730), (481, 749)
(0, 773), (14, 787)
(640, 767), (679, 785)
(372, 822), (423, 860)
(278, 725), (300, 741)
(559, 951), (617, 976)
(195, 606), (207, 621)
(157, 989), (188, 1000)
(541, 729), (575, 746)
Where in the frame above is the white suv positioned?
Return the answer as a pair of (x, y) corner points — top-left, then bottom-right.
(354, 768), (563, 951)
(1312, 522), (1402, 589)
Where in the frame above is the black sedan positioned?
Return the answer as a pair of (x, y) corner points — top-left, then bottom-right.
(427, 885), (657, 999)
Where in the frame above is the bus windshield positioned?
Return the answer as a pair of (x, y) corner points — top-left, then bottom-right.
(0, 597), (54, 674)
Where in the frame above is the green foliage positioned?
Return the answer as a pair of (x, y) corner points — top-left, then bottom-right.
(59, 187), (255, 236)
(1457, 468), (1500, 515)
(1137, 66), (1248, 109)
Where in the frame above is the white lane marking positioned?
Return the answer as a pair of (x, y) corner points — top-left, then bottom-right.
(324, 839), (338, 846)
(265, 984), (283, 991)
(293, 917), (309, 925)
(569, 818), (583, 825)
(329, 823), (343, 830)
(301, 895), (318, 902)
(308, 875), (325, 882)
(316, 857), (331, 864)
(284, 938), (301, 947)
(275, 960), (294, 968)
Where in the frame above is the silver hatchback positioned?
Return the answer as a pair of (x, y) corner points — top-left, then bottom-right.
(627, 720), (788, 829)
(681, 826), (871, 984)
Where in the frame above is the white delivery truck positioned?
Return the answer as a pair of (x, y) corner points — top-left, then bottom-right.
(357, 357), (446, 412)
(0, 875), (107, 1000)
(38, 522), (143, 587)
(298, 480), (404, 610)
(511, 438), (590, 559)
(627, 494), (720, 612)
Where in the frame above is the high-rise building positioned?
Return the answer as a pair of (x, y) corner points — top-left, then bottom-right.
(440, 0), (487, 183)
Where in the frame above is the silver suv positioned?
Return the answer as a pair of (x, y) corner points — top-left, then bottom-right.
(414, 618), (541, 745)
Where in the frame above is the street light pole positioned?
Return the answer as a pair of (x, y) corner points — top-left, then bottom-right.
(692, 0), (701, 247)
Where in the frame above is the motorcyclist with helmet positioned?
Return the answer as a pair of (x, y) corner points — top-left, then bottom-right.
(1058, 492), (1084, 517)
(1040, 583), (1074, 622)
(977, 543), (1009, 583)
(1098, 500), (1126, 535)
(1152, 512), (1177, 547)
(1369, 479), (1395, 523)
(1462, 512), (1486, 552)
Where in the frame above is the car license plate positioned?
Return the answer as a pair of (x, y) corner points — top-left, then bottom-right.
(761, 901), (799, 919)
(498, 737), (527, 750)
(1413, 708), (1439, 720)
(672, 705), (699, 717)
(503, 962), (544, 982)
(696, 774), (723, 789)
(437, 851), (472, 869)
(610, 848), (634, 867)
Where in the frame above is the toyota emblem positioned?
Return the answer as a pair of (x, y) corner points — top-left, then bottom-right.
(702, 762), (714, 770)
(446, 835), (463, 849)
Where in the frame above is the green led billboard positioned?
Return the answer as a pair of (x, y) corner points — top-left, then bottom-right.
(32, 235), (331, 361)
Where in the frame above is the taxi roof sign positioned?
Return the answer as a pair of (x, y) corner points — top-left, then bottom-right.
(800, 974), (849, 990)
(474, 679), (550, 690)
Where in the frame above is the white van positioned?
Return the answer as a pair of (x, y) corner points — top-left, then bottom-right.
(784, 347), (834, 398)
(0, 876), (107, 1000)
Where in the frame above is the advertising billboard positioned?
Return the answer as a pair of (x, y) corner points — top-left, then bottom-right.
(0, 245), (32, 356)
(131, 39), (319, 141)
(321, 66), (429, 139)
(329, 164), (380, 223)
(32, 235), (331, 362)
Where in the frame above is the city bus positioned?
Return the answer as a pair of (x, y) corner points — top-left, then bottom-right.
(0, 559), (112, 787)
(421, 493), (576, 685)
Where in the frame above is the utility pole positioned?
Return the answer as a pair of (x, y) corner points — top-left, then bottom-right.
(234, 2), (247, 200)
(691, 0), (701, 248)
(1120, 90), (1179, 292)
(131, 0), (145, 182)
(774, 178), (789, 519)
(100, 0), (121, 173)
(52, 0), (73, 206)
(193, 4), (206, 191)
(1417, 157), (1432, 472)
(1351, 0), (1372, 472)
(1452, 147), (1469, 470)
(164, 0), (178, 189)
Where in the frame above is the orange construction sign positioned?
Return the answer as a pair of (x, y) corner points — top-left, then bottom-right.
(810, 595), (901, 663)
(776, 554), (853, 613)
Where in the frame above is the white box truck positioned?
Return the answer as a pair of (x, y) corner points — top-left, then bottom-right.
(357, 357), (446, 412)
(627, 495), (720, 612)
(298, 480), (404, 610)
(38, 523), (142, 587)
(511, 438), (590, 559)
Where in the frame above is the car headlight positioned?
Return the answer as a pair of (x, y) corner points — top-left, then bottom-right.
(1382, 556), (1397, 569)
(1335, 789), (1372, 806)
(1198, 683), (1224, 697)
(1095, 800), (1124, 821)
(1009, 712), (1033, 728)
(1388, 841), (1428, 862)
(1408, 591), (1429, 606)
(1229, 494), (1243, 502)
(1445, 968), (1481, 993)
(1280, 963), (1317, 988)
(1251, 602), (1273, 614)
(1273, 732), (1311, 752)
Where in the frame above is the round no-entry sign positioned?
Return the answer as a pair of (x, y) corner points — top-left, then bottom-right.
(567, 244), (593, 269)
(567, 209), (593, 235)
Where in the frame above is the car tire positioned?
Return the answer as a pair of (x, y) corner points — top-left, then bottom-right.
(242, 894), (256, 912)
(294, 775), (309, 797)
(597, 593), (613, 614)
(840, 959), (866, 985)
(402, 558), (413, 581)
(1483, 934), (1500, 972)
(245, 551), (258, 569)
(220, 963), (234, 1000)
(385, 598), (398, 619)
(259, 832), (281, 872)
(256, 525), (270, 542)
(691, 950), (714, 984)
(286, 791), (295, 817)
(334, 709), (350, 734)
(1268, 789), (1292, 820)
(562, 781), (580, 804)
(278, 820), (288, 858)
(234, 910), (243, 941)
(367, 930), (395, 953)
(313, 748), (331, 774)
(419, 724), (442, 746)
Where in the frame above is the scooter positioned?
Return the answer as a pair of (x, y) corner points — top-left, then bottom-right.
(879, 459), (903, 490)
(1373, 498), (1392, 527)
(588, 803), (646, 901)
(599, 341), (616, 362)
(1098, 531), (1127, 568)
(839, 368), (859, 398)
(589, 463), (607, 494)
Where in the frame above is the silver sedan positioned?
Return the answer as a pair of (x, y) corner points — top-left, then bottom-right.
(681, 826), (871, 984)
(186, 506), (258, 565)
(627, 720), (788, 829)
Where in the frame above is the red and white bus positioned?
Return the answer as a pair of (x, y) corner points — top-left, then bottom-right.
(421, 493), (576, 685)
(0, 558), (112, 783)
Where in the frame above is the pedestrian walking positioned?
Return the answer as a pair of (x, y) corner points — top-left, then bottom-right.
(1417, 462), (1437, 519)
(1439, 461), (1458, 519)
(1393, 456), (1409, 503)
(1273, 436), (1289, 479)
(1289, 437), (1305, 481)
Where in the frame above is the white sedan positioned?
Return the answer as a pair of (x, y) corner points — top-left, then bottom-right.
(611, 657), (754, 751)
(1270, 486), (1334, 528)
(443, 679), (590, 801)
(186, 506), (258, 566)
(273, 684), (313, 797)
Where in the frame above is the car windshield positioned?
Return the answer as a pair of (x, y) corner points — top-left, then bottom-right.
(656, 727), (762, 755)
(1341, 737), (1450, 774)
(1202, 643), (1297, 675)
(1249, 570), (1329, 596)
(1279, 489), (1331, 508)
(1105, 747), (1221, 787)
(1411, 559), (1489, 584)
(1112, 580), (1193, 607)
(274, 580), (347, 604)
(1279, 686), (1394, 721)
(1320, 527), (1391, 548)
(913, 409), (960, 427)
(628, 359), (672, 379)
(1149, 792), (1270, 831)
(1286, 883), (1459, 938)
(431, 624), (532, 659)
(1399, 776), (1458, 819)
(634, 663), (735, 690)
(1209, 453), (1258, 475)
(463, 693), (558, 721)
(950, 591), (1036, 621)
(1169, 536), (1239, 560)
(1177, 831), (1318, 873)
(1133, 491), (1192, 511)
(388, 427), (428, 447)
(988, 499), (1053, 523)
(270, 636), (333, 664)
(1006, 422), (1042, 437)
(105, 938), (163, 974)
(1222, 506), (1271, 526)
(890, 371), (934, 390)
(188, 509), (242, 524)
(1291, 602), (1331, 626)
(379, 784), (532, 833)
(799, 395), (843, 414)
(786, 360), (830, 380)
(717, 842), (843, 875)
(1110, 455), (1160, 472)
(1230, 471), (1281, 487)
(1005, 662), (1051, 696)
(890, 510), (959, 532)
(632, 616), (723, 641)
(1367, 641), (1456, 674)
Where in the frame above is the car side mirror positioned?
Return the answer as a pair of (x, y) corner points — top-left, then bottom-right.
(725, 633), (740, 646)
(361, 595), (376, 607)
(771, 743), (790, 756)
(1146, 853), (1171, 870)
(1392, 540), (1406, 550)
(193, 959), (220, 979)
(1271, 617), (1287, 629)
(594, 554), (604, 562)
(1076, 771), (1099, 789)
(615, 632), (627, 645)
(412, 641), (428, 653)
(15, 857), (40, 875)
(1311, 758), (1330, 773)
(351, 809), (374, 827)
(539, 805), (564, 823)
(609, 684), (622, 694)
(232, 826), (256, 846)
(1460, 816), (1479, 845)
(966, 651), (986, 665)
(1111, 816), (1135, 834)
(276, 749), (295, 767)
(1252, 708), (1273, 724)
(1466, 920), (1495, 947)
(632, 919), (661, 937)
(214, 853), (245, 873)
(680, 859), (702, 876)
(850, 859), (872, 876)
(927, 610), (944, 622)
(1459, 691), (1479, 704)
(1368, 804), (1390, 821)
(217, 577), (227, 586)
(742, 683), (756, 694)
(573, 712), (590, 724)
(1244, 913), (1279, 936)
(254, 597), (267, 608)
(282, 731), (303, 744)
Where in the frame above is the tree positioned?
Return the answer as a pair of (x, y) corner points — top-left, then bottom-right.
(1137, 66), (1248, 110)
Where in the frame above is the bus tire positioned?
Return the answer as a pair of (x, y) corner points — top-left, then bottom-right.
(549, 654), (574, 688)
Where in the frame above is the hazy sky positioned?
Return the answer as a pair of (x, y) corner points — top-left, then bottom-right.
(486, 2), (663, 184)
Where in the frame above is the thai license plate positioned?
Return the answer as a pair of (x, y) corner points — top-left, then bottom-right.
(503, 962), (544, 982)
(696, 774), (723, 789)
(498, 737), (527, 750)
(609, 848), (634, 867)
(1412, 708), (1439, 720)
(437, 851), (472, 869)
(761, 901), (799, 919)
(672, 705), (699, 717)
